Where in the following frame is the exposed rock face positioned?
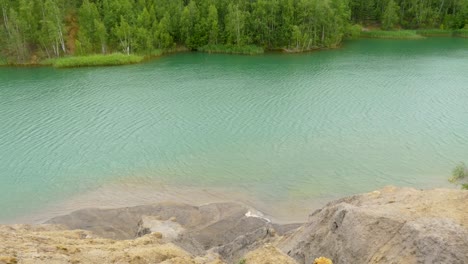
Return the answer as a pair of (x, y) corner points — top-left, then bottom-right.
(136, 216), (185, 239)
(279, 186), (468, 264)
(46, 202), (300, 262)
(1, 187), (466, 264)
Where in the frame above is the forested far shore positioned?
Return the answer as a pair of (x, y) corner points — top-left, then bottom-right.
(1, 0), (467, 65)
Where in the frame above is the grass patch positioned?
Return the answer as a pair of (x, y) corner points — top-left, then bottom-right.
(198, 44), (264, 55)
(416, 29), (454, 36)
(148, 49), (164, 57)
(147, 46), (189, 58)
(453, 29), (468, 38)
(52, 53), (144, 68)
(360, 30), (424, 39)
(361, 29), (468, 39)
(416, 29), (468, 37)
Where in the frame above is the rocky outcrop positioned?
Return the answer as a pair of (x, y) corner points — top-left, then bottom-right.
(45, 202), (301, 262)
(279, 186), (468, 264)
(1, 187), (467, 264)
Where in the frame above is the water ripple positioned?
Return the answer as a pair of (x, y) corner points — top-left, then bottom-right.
(1, 38), (467, 222)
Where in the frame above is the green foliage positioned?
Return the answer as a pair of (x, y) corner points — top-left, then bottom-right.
(414, 29), (468, 37)
(154, 13), (175, 50)
(114, 16), (134, 55)
(77, 0), (102, 54)
(449, 162), (467, 183)
(416, 29), (454, 36)
(352, 0), (468, 30)
(1, 0), (467, 64)
(345, 24), (362, 39)
(453, 28), (468, 37)
(225, 3), (247, 46)
(149, 49), (163, 57)
(180, 0), (201, 49)
(449, 162), (468, 190)
(52, 53), (143, 68)
(381, 0), (399, 30)
(198, 44), (264, 55)
(206, 5), (218, 45)
(41, 0), (67, 58)
(360, 30), (424, 39)
(39, 57), (58, 66)
(237, 259), (246, 264)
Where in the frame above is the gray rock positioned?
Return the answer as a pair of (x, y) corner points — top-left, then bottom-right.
(47, 202), (198, 239)
(279, 187), (468, 264)
(46, 201), (302, 261)
(211, 224), (278, 263)
(136, 215), (185, 239)
(46, 186), (468, 264)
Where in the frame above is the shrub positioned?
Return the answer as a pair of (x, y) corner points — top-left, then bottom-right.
(449, 162), (468, 189)
(345, 24), (362, 39)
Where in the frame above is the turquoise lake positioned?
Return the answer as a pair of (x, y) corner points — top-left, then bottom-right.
(0, 38), (467, 222)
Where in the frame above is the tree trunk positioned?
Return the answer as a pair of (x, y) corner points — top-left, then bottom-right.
(55, 14), (66, 54)
(236, 10), (240, 45)
(438, 0), (445, 18)
(321, 25), (325, 44)
(2, 6), (10, 37)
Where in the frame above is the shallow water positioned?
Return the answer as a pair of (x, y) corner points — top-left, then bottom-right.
(1, 38), (467, 223)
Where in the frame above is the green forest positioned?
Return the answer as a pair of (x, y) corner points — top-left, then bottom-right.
(1, 0), (467, 64)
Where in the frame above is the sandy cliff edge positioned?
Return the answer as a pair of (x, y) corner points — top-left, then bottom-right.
(1, 186), (467, 264)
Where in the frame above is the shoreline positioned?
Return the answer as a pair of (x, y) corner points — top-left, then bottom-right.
(2, 33), (466, 68)
(2, 186), (466, 264)
(6, 176), (456, 226)
(8, 180), (336, 225)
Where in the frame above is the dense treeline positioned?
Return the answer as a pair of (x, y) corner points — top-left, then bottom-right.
(351, 0), (468, 30)
(0, 0), (467, 63)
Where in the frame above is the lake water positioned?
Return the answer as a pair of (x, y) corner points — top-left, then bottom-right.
(1, 38), (467, 223)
